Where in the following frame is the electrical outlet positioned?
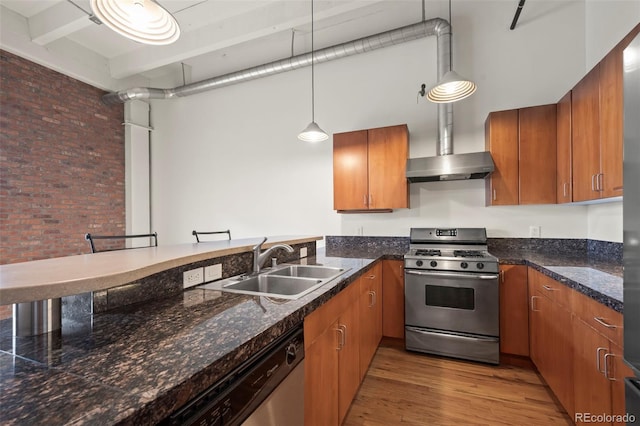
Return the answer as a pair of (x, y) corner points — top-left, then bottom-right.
(205, 264), (222, 282)
(183, 267), (204, 288)
(300, 247), (308, 258)
(529, 226), (541, 238)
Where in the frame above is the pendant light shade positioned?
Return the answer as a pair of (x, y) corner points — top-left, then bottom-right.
(298, 0), (328, 142)
(90, 0), (180, 45)
(298, 121), (329, 142)
(427, 70), (477, 103)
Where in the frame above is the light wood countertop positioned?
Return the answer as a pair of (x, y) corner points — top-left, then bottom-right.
(0, 236), (322, 305)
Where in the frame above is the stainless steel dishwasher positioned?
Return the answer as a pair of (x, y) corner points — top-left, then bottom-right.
(163, 325), (304, 426)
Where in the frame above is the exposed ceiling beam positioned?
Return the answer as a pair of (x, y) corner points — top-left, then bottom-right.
(107, 0), (388, 80)
(29, 0), (94, 45)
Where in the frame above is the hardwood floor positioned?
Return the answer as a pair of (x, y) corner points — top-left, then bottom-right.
(343, 339), (572, 425)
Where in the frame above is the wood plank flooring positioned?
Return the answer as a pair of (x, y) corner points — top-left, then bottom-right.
(343, 339), (573, 426)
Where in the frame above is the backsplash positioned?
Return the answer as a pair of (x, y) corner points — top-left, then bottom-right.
(487, 238), (622, 264)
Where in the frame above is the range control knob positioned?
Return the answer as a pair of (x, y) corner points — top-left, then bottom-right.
(477, 262), (485, 270)
(416, 260), (424, 267)
(430, 260), (438, 268)
(460, 262), (468, 269)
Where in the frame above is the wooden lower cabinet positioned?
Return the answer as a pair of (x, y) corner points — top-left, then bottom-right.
(359, 263), (382, 380)
(528, 269), (574, 418)
(499, 265), (529, 356)
(382, 259), (404, 339)
(304, 278), (360, 426)
(572, 290), (633, 426)
(573, 317), (613, 425)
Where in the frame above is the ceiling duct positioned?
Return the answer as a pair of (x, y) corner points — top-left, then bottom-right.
(103, 17), (493, 182)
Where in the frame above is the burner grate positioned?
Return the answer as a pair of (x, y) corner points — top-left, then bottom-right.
(453, 250), (485, 258)
(415, 249), (441, 256)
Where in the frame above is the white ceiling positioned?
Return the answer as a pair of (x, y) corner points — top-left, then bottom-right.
(0, 0), (539, 92)
(0, 0), (462, 90)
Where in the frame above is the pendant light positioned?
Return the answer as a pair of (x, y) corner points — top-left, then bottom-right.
(427, 0), (476, 103)
(298, 0), (329, 142)
(90, 0), (180, 46)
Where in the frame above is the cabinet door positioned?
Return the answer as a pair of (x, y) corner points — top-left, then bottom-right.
(499, 265), (529, 356)
(556, 91), (573, 203)
(305, 321), (340, 426)
(572, 66), (601, 202)
(358, 263), (382, 380)
(485, 110), (519, 205)
(599, 46), (624, 198)
(338, 300), (361, 425)
(333, 130), (369, 211)
(382, 260), (404, 339)
(367, 125), (409, 210)
(518, 104), (557, 204)
(573, 318), (612, 426)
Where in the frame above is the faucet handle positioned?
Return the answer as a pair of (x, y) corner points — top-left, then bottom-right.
(253, 237), (267, 251)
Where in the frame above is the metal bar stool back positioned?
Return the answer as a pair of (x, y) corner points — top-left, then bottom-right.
(85, 232), (158, 253)
(192, 230), (231, 242)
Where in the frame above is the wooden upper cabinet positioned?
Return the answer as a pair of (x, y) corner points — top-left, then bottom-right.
(485, 110), (519, 206)
(333, 130), (369, 210)
(518, 104), (557, 204)
(485, 105), (556, 206)
(572, 65), (601, 202)
(333, 124), (409, 212)
(599, 44), (624, 198)
(556, 91), (573, 203)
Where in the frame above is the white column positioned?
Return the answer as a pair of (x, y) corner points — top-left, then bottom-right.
(124, 100), (151, 247)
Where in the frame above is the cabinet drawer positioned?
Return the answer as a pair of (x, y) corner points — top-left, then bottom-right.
(572, 289), (623, 346)
(527, 268), (572, 309)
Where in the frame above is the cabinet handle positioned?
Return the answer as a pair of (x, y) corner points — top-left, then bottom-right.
(493, 189), (497, 201)
(604, 353), (616, 381)
(336, 327), (344, 350)
(596, 347), (608, 373)
(500, 270), (505, 283)
(363, 194), (368, 207)
(369, 194), (373, 207)
(563, 182), (568, 197)
(368, 274), (376, 280)
(598, 173), (604, 192)
(340, 325), (347, 347)
(368, 290), (375, 307)
(594, 316), (617, 329)
(530, 296), (540, 311)
(591, 174), (596, 191)
(542, 285), (555, 291)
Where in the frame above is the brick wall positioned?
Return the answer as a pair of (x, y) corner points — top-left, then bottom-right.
(0, 50), (125, 318)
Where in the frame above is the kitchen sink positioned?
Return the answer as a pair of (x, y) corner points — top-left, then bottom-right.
(266, 264), (346, 279)
(199, 264), (348, 299)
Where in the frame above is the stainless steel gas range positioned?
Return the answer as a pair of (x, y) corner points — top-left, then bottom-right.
(404, 228), (500, 364)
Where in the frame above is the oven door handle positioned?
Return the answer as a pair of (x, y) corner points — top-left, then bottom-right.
(405, 270), (498, 280)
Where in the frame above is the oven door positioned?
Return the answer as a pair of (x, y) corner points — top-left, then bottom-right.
(405, 269), (499, 336)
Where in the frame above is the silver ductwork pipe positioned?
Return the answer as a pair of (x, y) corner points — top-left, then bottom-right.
(104, 18), (455, 154)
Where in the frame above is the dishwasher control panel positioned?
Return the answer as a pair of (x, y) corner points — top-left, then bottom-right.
(163, 326), (304, 426)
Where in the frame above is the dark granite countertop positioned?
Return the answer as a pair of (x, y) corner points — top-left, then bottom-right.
(490, 246), (623, 312)
(0, 249), (395, 426)
(0, 237), (622, 425)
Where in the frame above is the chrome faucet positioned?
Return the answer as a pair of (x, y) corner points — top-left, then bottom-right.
(252, 237), (294, 274)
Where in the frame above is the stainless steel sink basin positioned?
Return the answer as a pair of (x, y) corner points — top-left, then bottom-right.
(199, 264), (348, 299)
(266, 264), (346, 279)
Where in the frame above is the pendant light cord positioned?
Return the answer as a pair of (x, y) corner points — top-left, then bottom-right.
(311, 0), (316, 122)
(449, 0), (453, 68)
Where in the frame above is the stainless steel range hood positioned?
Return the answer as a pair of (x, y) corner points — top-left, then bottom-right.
(406, 151), (495, 182)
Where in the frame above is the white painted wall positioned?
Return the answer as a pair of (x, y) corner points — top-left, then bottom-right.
(148, 1), (636, 244)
